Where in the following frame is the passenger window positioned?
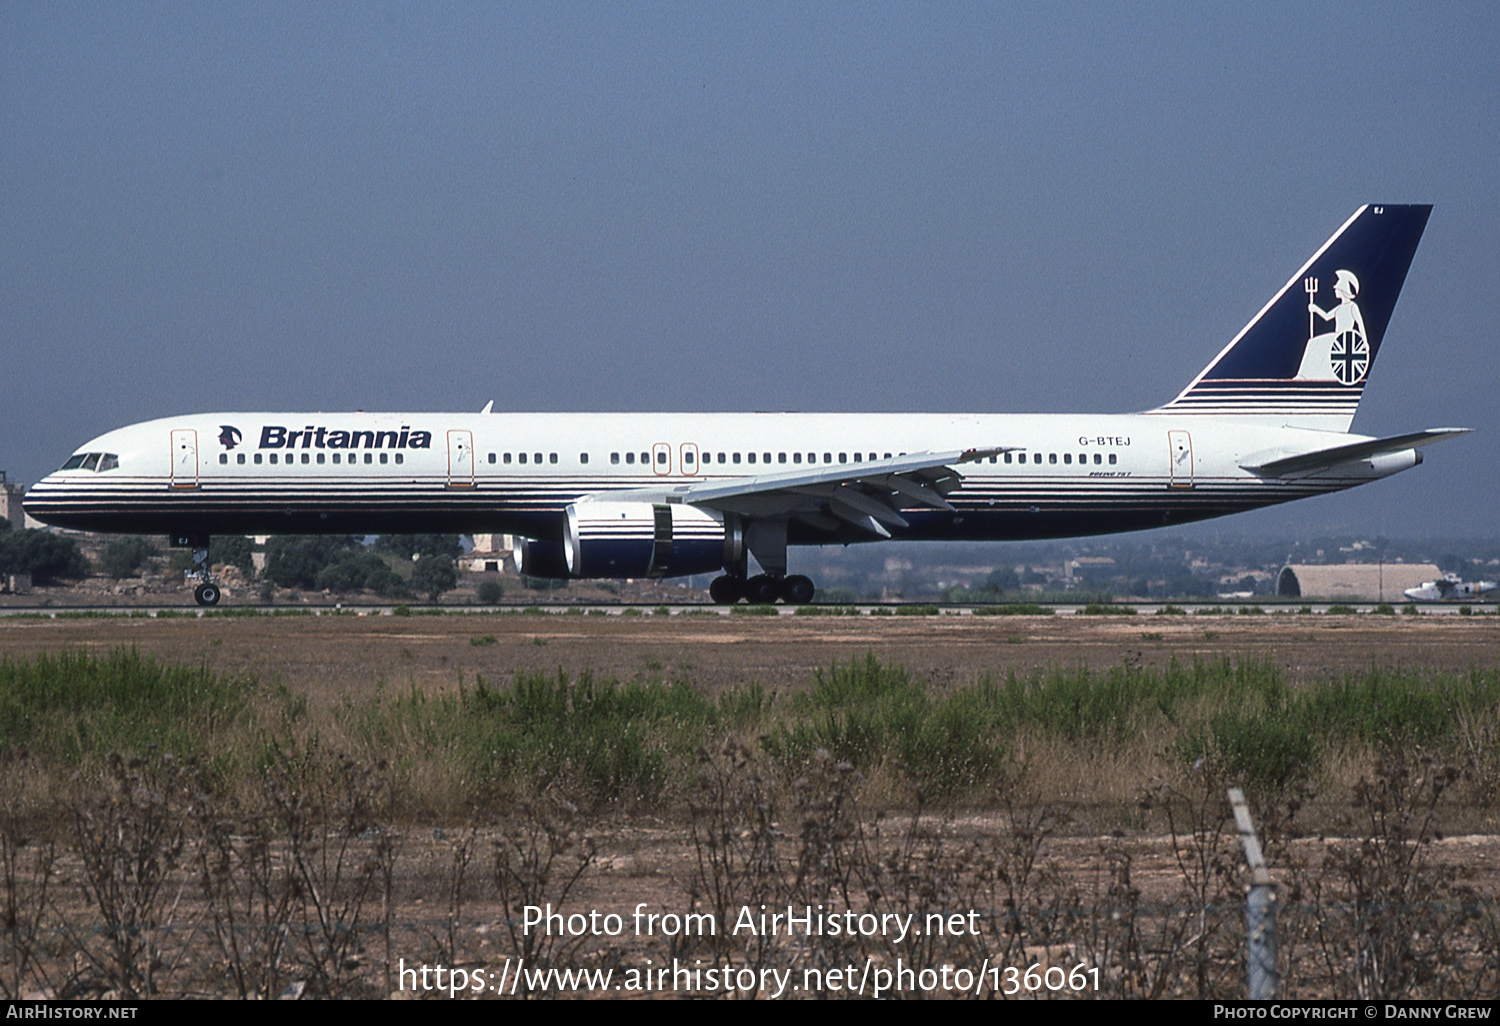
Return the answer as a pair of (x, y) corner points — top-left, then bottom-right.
(1049, 453), (1057, 464)
(838, 452), (847, 462)
(625, 452), (634, 464)
(1004, 453), (1012, 464)
(869, 453), (877, 462)
(685, 451), (694, 464)
(1109, 453), (1117, 465)
(1093, 453), (1102, 465)
(218, 453), (228, 465)
(379, 453), (388, 464)
(719, 453), (727, 464)
(535, 453), (543, 464)
(824, 453), (832, 463)
(853, 453), (861, 463)
(655, 451), (665, 465)
(317, 453), (325, 464)
(395, 453), (403, 464)
(747, 453), (756, 464)
(733, 453), (741, 464)
(302, 453), (310, 464)
(236, 454), (245, 465)
(488, 453), (496, 464)
(269, 453), (278, 465)
(504, 453), (512, 464)
(333, 453), (340, 464)
(884, 453), (893, 459)
(778, 453), (786, 464)
(254, 454), (263, 465)
(1033, 454), (1042, 465)
(364, 453), (373, 465)
(550, 453), (558, 464)
(611, 452), (620, 464)
(1063, 453), (1072, 465)
(520, 453), (528, 464)
(580, 453), (589, 464)
(793, 453), (802, 464)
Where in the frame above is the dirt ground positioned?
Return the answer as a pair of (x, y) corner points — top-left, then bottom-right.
(2, 608), (1497, 697)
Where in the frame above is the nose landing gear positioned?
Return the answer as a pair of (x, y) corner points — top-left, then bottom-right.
(172, 534), (222, 606)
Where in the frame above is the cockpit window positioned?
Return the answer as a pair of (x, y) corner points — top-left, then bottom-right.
(60, 452), (120, 472)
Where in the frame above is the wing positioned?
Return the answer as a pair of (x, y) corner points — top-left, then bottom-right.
(602, 447), (1011, 539)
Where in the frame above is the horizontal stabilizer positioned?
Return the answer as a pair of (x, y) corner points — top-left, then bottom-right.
(1241, 428), (1471, 477)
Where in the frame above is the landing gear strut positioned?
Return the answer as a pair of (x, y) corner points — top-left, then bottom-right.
(173, 534), (221, 606)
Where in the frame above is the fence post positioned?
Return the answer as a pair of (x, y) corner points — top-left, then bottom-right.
(1228, 787), (1278, 999)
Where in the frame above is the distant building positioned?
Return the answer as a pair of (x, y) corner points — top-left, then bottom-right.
(462, 534), (514, 573)
(1276, 563), (1441, 602)
(0, 472), (23, 526)
(1066, 556), (1117, 581)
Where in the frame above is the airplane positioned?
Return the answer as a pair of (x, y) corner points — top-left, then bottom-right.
(24, 204), (1470, 607)
(1403, 574), (1498, 603)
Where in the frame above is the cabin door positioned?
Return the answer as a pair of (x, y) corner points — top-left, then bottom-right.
(170, 429), (199, 489)
(1168, 430), (1194, 489)
(447, 430), (474, 487)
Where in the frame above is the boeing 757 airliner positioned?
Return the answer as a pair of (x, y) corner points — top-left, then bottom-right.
(24, 205), (1467, 605)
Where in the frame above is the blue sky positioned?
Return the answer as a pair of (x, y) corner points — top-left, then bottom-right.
(3, 2), (1496, 537)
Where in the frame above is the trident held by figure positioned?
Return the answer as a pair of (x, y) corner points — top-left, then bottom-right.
(1304, 277), (1318, 339)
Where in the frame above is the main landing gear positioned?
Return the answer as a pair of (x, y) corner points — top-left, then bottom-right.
(173, 534), (221, 606)
(709, 573), (816, 606)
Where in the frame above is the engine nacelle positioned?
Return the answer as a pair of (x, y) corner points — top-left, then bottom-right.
(564, 500), (741, 579)
(512, 538), (570, 580)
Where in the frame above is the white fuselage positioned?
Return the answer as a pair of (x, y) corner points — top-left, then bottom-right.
(23, 409), (1415, 549)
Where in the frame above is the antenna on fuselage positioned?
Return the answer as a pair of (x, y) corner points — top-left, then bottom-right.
(480, 400), (494, 414)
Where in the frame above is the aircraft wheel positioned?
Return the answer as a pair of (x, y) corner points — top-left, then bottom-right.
(709, 575), (743, 605)
(781, 575), (815, 605)
(744, 574), (780, 605)
(194, 582), (221, 607)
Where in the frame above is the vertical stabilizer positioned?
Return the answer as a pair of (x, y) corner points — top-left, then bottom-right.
(1152, 205), (1431, 431)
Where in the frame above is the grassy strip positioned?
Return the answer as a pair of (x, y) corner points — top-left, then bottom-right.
(3, 650), (1497, 818)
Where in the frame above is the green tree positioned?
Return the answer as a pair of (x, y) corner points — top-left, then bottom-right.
(410, 555), (458, 601)
(476, 579), (503, 603)
(264, 536), (357, 589)
(101, 537), (157, 579)
(0, 529), (90, 583)
(375, 534), (462, 560)
(210, 535), (257, 575)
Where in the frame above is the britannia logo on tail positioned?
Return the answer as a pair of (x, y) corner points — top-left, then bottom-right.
(1299, 270), (1369, 385)
(218, 425), (243, 450)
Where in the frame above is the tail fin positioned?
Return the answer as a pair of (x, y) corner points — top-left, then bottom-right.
(1153, 204), (1431, 431)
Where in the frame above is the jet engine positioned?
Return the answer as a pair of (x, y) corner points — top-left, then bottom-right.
(512, 538), (571, 580)
(564, 500), (741, 579)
